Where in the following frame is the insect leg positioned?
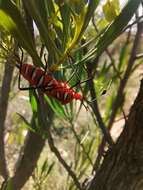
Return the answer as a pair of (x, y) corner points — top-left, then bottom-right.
(70, 77), (93, 89)
(18, 47), (24, 90)
(67, 53), (81, 81)
(17, 48), (39, 91)
(66, 67), (79, 84)
(18, 86), (39, 90)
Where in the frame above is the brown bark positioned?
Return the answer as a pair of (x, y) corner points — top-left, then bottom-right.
(9, 5), (51, 189)
(87, 79), (143, 190)
(11, 131), (46, 190)
(11, 108), (54, 190)
(0, 64), (14, 179)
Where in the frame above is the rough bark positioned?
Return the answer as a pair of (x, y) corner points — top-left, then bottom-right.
(0, 64), (14, 179)
(11, 109), (54, 190)
(9, 5), (52, 189)
(88, 79), (143, 190)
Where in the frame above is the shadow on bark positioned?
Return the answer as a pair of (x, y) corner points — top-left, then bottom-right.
(0, 63), (14, 179)
(87, 79), (143, 190)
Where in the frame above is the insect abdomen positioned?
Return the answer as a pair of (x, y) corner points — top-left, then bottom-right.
(20, 64), (83, 104)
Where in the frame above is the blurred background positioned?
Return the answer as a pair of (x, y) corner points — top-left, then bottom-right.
(0, 0), (142, 189)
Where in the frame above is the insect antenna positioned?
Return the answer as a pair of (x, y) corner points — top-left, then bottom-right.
(70, 77), (93, 89)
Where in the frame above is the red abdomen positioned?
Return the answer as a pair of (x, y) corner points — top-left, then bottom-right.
(20, 64), (83, 104)
(21, 64), (54, 87)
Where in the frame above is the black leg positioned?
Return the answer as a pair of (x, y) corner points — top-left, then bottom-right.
(18, 86), (39, 91)
(66, 67), (79, 84)
(67, 53), (81, 81)
(70, 77), (93, 89)
(18, 48), (46, 91)
(18, 47), (24, 90)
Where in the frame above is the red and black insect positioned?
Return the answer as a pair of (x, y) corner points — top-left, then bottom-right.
(17, 63), (84, 105)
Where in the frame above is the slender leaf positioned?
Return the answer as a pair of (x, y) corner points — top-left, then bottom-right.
(95, 0), (141, 56)
(23, 0), (61, 58)
(78, 0), (100, 41)
(79, 0), (141, 65)
(0, 0), (42, 66)
(44, 95), (67, 118)
(29, 91), (38, 113)
(59, 3), (71, 51)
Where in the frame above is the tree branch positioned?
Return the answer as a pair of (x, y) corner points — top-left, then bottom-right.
(38, 93), (82, 190)
(87, 79), (143, 190)
(86, 58), (114, 146)
(0, 63), (14, 179)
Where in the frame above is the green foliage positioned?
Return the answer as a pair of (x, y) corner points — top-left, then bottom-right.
(0, 0), (42, 66)
(103, 0), (120, 22)
(44, 95), (67, 118)
(82, 0), (141, 63)
(29, 91), (38, 114)
(32, 159), (55, 190)
(23, 0), (60, 58)
(2, 178), (13, 190)
(0, 0), (141, 189)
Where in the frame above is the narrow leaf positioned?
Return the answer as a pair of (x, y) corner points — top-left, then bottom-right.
(95, 0), (141, 56)
(0, 0), (41, 65)
(23, 0), (61, 57)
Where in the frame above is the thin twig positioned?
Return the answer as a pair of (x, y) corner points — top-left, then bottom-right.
(0, 59), (14, 179)
(87, 78), (114, 146)
(105, 49), (122, 80)
(85, 54), (114, 146)
(88, 28), (131, 172)
(92, 139), (106, 173)
(86, 62), (113, 146)
(123, 15), (143, 32)
(107, 20), (143, 129)
(38, 93), (82, 190)
(47, 130), (82, 190)
(92, 15), (122, 80)
(70, 121), (94, 166)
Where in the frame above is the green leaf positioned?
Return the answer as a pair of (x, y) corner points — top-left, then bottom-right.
(104, 89), (116, 122)
(79, 0), (100, 39)
(0, 0), (42, 66)
(45, 162), (55, 177)
(3, 178), (13, 190)
(16, 113), (36, 133)
(23, 0), (61, 58)
(59, 3), (71, 51)
(29, 91), (38, 113)
(70, 0), (100, 49)
(80, 0), (141, 64)
(118, 37), (130, 71)
(103, 0), (120, 22)
(44, 95), (67, 118)
(96, 0), (141, 56)
(41, 159), (49, 175)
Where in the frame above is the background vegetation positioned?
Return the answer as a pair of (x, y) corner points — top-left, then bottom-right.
(0, 0), (143, 189)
